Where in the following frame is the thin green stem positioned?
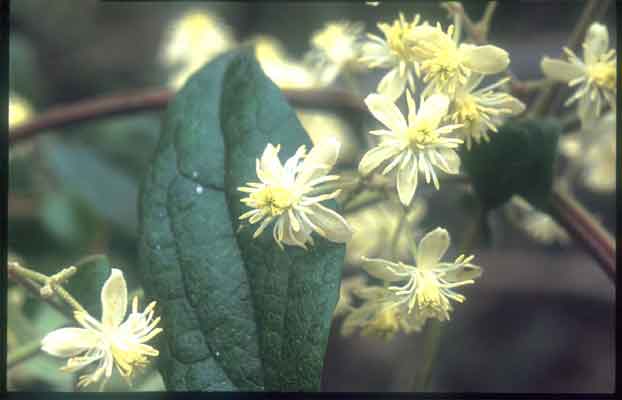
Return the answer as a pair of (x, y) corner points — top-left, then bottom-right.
(413, 319), (442, 391)
(7, 339), (43, 369)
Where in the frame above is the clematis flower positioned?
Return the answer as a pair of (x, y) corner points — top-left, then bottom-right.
(359, 227), (481, 330)
(450, 74), (526, 149)
(541, 22), (616, 124)
(409, 22), (510, 97)
(358, 92), (463, 206)
(238, 138), (353, 249)
(359, 13), (424, 100)
(41, 269), (162, 391)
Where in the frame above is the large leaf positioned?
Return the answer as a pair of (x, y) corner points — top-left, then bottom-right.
(460, 118), (561, 212)
(138, 50), (345, 391)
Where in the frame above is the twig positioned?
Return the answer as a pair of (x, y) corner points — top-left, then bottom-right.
(549, 186), (615, 282)
(7, 266), (72, 319)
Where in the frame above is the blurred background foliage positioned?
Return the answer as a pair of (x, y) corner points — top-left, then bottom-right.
(7, 0), (615, 392)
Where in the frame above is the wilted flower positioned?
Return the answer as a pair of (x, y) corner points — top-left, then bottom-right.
(359, 228), (481, 331)
(359, 13), (424, 100)
(450, 74), (526, 149)
(359, 92), (463, 205)
(541, 22), (616, 124)
(253, 35), (319, 89)
(41, 269), (162, 391)
(160, 11), (236, 89)
(306, 21), (365, 85)
(505, 196), (570, 245)
(410, 22), (510, 97)
(238, 139), (353, 249)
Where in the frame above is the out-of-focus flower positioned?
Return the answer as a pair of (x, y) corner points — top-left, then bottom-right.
(297, 110), (359, 164)
(359, 92), (463, 205)
(238, 139), (353, 249)
(449, 74), (525, 149)
(334, 275), (367, 318)
(253, 35), (318, 89)
(365, 1), (380, 6)
(541, 22), (616, 124)
(560, 111), (616, 193)
(306, 21), (365, 86)
(160, 11), (236, 89)
(410, 23), (510, 97)
(359, 13), (424, 100)
(9, 93), (33, 129)
(41, 269), (162, 391)
(505, 195), (570, 245)
(361, 228), (480, 327)
(345, 198), (426, 265)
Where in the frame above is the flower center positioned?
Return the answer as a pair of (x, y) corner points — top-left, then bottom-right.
(414, 270), (446, 310)
(454, 94), (479, 127)
(587, 62), (616, 90)
(406, 122), (440, 148)
(386, 22), (416, 60)
(251, 186), (297, 216)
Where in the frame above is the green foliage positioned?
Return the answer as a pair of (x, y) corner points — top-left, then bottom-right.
(64, 254), (112, 318)
(460, 118), (561, 212)
(138, 50), (345, 391)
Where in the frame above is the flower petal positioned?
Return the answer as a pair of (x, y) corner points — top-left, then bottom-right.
(584, 22), (609, 65)
(397, 155), (418, 206)
(540, 57), (584, 82)
(415, 94), (449, 129)
(307, 203), (353, 243)
(364, 93), (408, 132)
(101, 268), (128, 329)
(41, 328), (100, 357)
(361, 257), (410, 282)
(435, 149), (460, 174)
(461, 44), (509, 74)
(358, 144), (402, 176)
(416, 227), (450, 268)
(297, 137), (340, 186)
(377, 67), (408, 102)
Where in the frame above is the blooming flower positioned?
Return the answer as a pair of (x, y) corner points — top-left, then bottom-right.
(160, 11), (236, 89)
(359, 227), (481, 330)
(306, 21), (365, 86)
(409, 22), (510, 97)
(541, 22), (616, 124)
(238, 139), (353, 249)
(41, 269), (162, 391)
(505, 196), (570, 245)
(358, 92), (463, 205)
(449, 74), (526, 149)
(359, 13), (424, 100)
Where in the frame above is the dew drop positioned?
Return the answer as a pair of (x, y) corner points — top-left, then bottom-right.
(192, 171), (199, 178)
(215, 351), (220, 357)
(196, 185), (204, 194)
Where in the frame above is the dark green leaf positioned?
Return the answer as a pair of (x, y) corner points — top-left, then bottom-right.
(65, 254), (112, 318)
(460, 118), (561, 212)
(138, 50), (344, 391)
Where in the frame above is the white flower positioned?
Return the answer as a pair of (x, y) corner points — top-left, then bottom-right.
(160, 11), (236, 89)
(410, 23), (510, 97)
(306, 21), (365, 85)
(358, 92), (463, 205)
(506, 196), (570, 245)
(359, 13), (423, 100)
(450, 74), (526, 149)
(41, 269), (162, 391)
(9, 93), (33, 129)
(541, 22), (616, 124)
(360, 227), (481, 329)
(238, 139), (353, 249)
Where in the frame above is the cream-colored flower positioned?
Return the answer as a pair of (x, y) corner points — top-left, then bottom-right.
(505, 196), (570, 245)
(297, 110), (359, 164)
(253, 35), (318, 90)
(306, 21), (365, 86)
(450, 74), (526, 149)
(360, 227), (481, 329)
(410, 22), (510, 97)
(345, 198), (426, 265)
(341, 286), (423, 340)
(160, 11), (236, 89)
(9, 93), (33, 128)
(334, 275), (367, 318)
(359, 13), (424, 100)
(359, 92), (463, 205)
(541, 22), (616, 124)
(41, 269), (162, 391)
(238, 139), (353, 249)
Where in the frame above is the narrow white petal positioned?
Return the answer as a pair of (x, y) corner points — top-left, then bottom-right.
(397, 155), (418, 206)
(358, 144), (402, 176)
(415, 94), (450, 129)
(435, 149), (461, 174)
(360, 257), (410, 282)
(584, 22), (609, 65)
(297, 137), (340, 186)
(461, 44), (509, 74)
(416, 227), (450, 268)
(377, 67), (408, 101)
(41, 328), (100, 357)
(307, 203), (353, 243)
(540, 57), (584, 82)
(101, 268), (128, 329)
(364, 93), (408, 132)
